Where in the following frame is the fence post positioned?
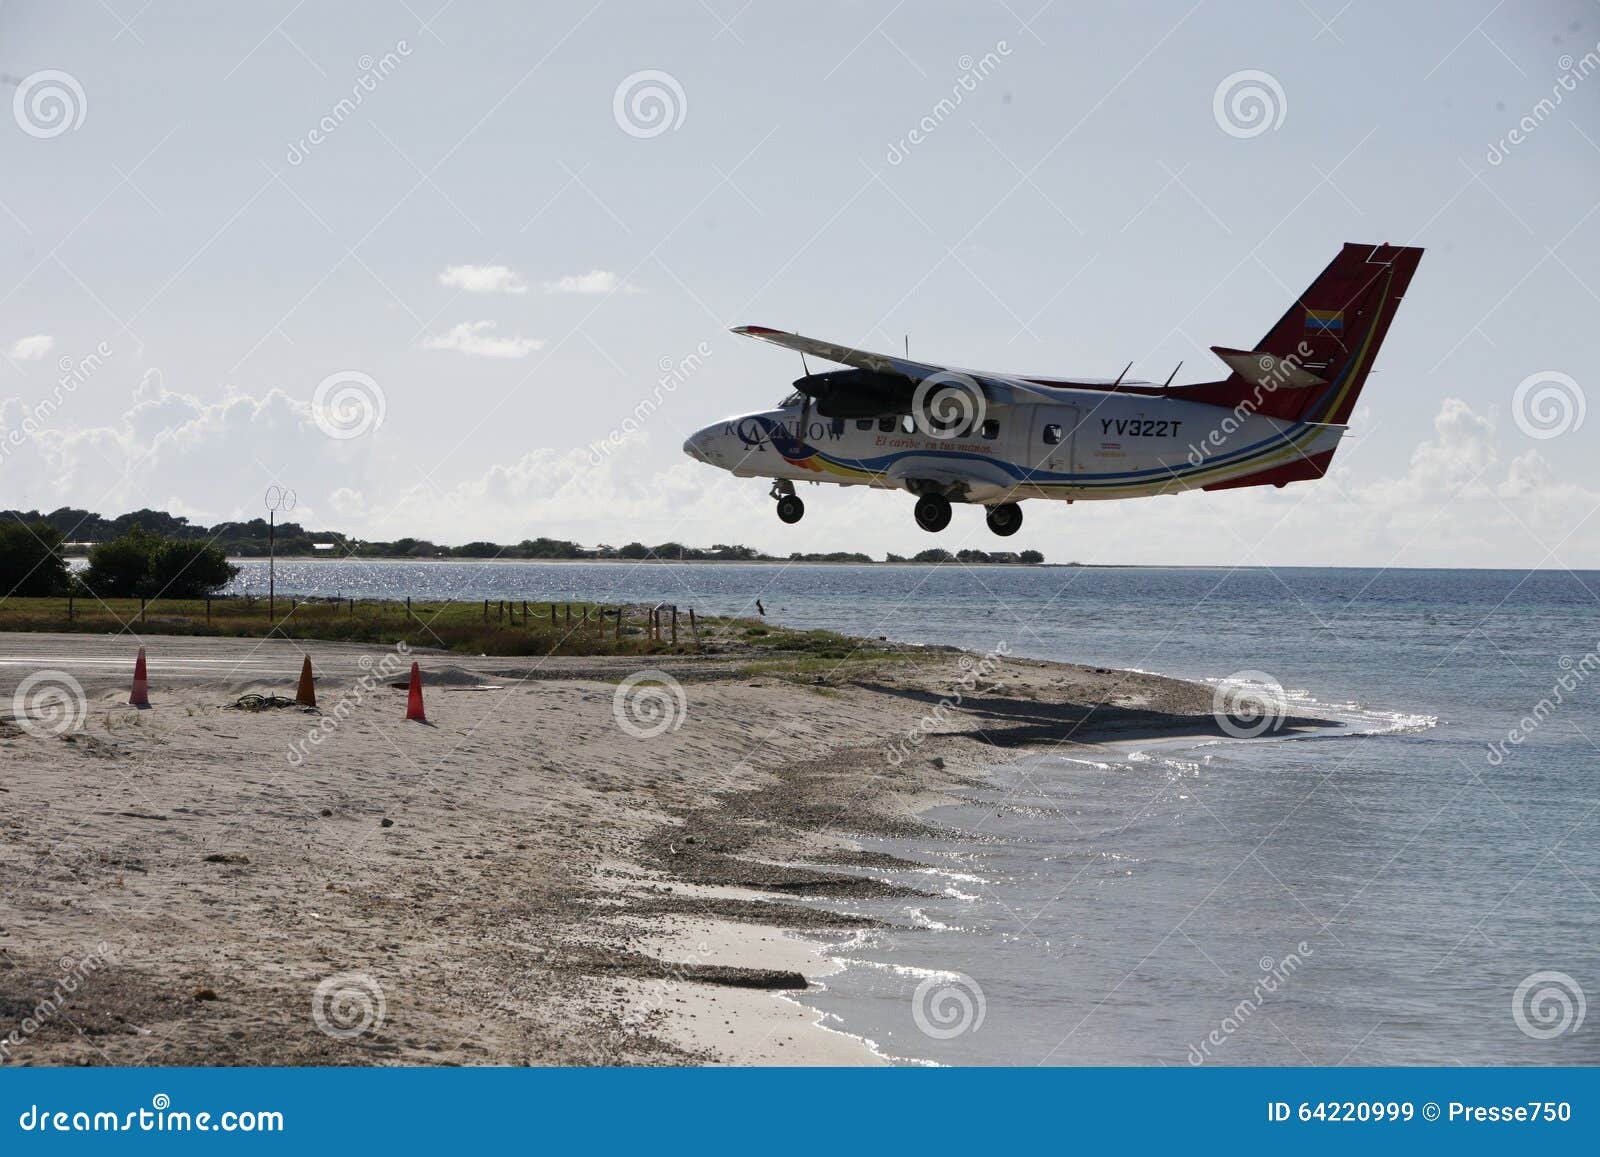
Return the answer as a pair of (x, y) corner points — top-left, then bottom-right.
(205, 597), (210, 624)
(140, 597), (146, 623)
(689, 608), (699, 650)
(550, 602), (557, 629)
(671, 605), (678, 645)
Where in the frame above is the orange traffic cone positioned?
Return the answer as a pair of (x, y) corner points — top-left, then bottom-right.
(295, 655), (316, 708)
(404, 662), (426, 722)
(129, 647), (150, 708)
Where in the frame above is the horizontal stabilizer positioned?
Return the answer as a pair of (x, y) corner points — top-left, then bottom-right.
(1209, 346), (1326, 390)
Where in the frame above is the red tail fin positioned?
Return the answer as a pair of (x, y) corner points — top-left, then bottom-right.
(1250, 242), (1423, 424)
(1168, 243), (1423, 423)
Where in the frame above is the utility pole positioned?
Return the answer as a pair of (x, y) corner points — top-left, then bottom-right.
(265, 485), (296, 623)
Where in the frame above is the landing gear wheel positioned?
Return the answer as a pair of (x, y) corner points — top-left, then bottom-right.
(914, 493), (953, 533)
(986, 502), (1023, 537)
(776, 494), (805, 524)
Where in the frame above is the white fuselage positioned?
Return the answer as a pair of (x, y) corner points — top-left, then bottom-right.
(683, 390), (1342, 505)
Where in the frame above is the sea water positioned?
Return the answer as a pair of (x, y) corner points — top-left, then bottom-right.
(230, 561), (1600, 1065)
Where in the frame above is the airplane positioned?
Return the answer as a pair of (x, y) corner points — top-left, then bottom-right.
(683, 243), (1422, 536)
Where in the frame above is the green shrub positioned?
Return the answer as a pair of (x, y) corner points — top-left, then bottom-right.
(81, 525), (239, 598)
(0, 521), (69, 596)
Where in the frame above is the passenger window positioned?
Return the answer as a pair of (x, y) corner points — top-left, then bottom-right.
(901, 414), (916, 434)
(980, 419), (999, 439)
(855, 419), (873, 431)
(1042, 424), (1063, 445)
(879, 416), (896, 432)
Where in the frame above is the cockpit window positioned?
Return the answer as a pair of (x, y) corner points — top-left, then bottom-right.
(778, 390), (804, 408)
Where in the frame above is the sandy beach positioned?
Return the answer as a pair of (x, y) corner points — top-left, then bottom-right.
(0, 629), (1260, 1066)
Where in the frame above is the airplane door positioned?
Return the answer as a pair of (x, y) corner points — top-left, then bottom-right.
(1027, 404), (1078, 480)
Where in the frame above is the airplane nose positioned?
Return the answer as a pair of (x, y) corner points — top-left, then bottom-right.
(682, 434), (706, 462)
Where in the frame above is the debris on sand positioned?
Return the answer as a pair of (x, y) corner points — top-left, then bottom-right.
(226, 693), (307, 712)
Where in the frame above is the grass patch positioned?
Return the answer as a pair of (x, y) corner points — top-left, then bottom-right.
(0, 596), (679, 657)
(0, 596), (933, 664)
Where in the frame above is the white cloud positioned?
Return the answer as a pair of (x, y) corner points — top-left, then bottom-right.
(420, 321), (543, 359)
(10, 334), (55, 360)
(541, 270), (641, 295)
(438, 263), (528, 295)
(5, 388), (1597, 567)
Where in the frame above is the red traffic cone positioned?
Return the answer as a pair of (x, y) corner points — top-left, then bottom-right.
(295, 655), (316, 707)
(404, 662), (426, 722)
(129, 646), (150, 708)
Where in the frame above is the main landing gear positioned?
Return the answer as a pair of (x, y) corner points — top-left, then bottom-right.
(910, 495), (1024, 535)
(771, 480), (804, 524)
(914, 493), (952, 533)
(985, 502), (1023, 536)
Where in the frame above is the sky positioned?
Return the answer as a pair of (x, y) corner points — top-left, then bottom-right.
(1, 0), (1597, 567)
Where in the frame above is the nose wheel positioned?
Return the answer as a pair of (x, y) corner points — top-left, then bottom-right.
(776, 494), (805, 524)
(914, 493), (953, 533)
(986, 502), (1023, 536)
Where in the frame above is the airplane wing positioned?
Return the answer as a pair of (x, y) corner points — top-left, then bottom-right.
(732, 326), (1058, 407)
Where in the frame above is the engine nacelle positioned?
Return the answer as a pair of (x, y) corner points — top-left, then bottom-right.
(792, 369), (911, 418)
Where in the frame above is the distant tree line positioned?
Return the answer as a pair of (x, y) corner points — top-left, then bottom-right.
(0, 507), (1048, 570)
(0, 520), (236, 599)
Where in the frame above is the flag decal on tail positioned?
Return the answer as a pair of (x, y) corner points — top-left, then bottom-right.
(1304, 308), (1344, 332)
